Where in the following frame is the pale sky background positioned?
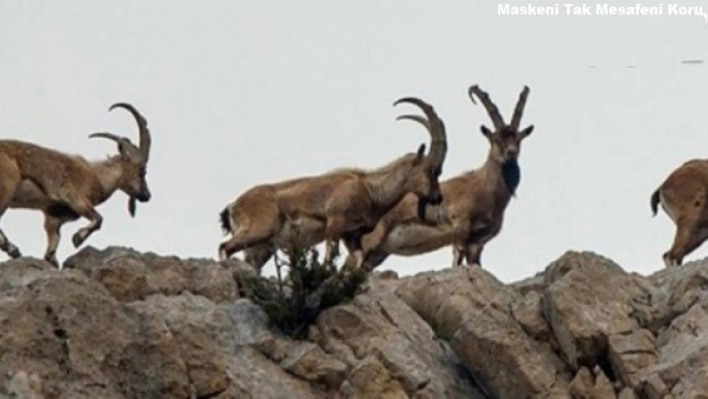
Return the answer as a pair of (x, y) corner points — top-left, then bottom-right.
(0, 1), (707, 282)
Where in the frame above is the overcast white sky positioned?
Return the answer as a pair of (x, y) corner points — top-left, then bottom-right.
(1, 1), (707, 282)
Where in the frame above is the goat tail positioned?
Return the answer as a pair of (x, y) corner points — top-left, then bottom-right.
(220, 207), (232, 234)
(650, 189), (661, 216)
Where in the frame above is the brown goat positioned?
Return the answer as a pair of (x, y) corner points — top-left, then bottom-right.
(218, 97), (448, 272)
(0, 103), (152, 266)
(348, 85), (534, 271)
(651, 159), (708, 267)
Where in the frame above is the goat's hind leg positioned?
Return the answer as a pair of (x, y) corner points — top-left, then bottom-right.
(243, 244), (274, 275)
(664, 219), (708, 268)
(43, 214), (66, 267)
(218, 223), (277, 261)
(323, 215), (348, 264)
(0, 163), (22, 258)
(0, 224), (21, 259)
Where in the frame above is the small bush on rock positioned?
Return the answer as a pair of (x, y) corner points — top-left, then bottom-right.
(238, 249), (367, 338)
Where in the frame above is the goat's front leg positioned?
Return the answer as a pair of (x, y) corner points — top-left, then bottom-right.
(323, 215), (347, 264)
(452, 242), (467, 267)
(341, 235), (362, 272)
(323, 239), (340, 265)
(463, 244), (483, 268)
(69, 201), (103, 248)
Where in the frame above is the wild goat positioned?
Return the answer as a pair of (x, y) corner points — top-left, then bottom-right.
(347, 85), (534, 271)
(218, 97), (448, 272)
(0, 103), (152, 266)
(651, 159), (708, 267)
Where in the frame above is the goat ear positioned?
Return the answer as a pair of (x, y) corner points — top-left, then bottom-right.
(117, 143), (131, 160)
(520, 125), (534, 139)
(414, 144), (426, 164)
(480, 125), (493, 138)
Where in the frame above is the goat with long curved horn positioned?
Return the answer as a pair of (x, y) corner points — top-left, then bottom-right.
(219, 96), (449, 273)
(0, 102), (154, 266)
(90, 103), (152, 216)
(349, 85), (535, 272)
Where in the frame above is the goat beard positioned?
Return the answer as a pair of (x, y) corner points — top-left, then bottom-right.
(128, 196), (137, 217)
(502, 159), (521, 196)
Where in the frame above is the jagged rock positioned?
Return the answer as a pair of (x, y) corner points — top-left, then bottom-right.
(339, 356), (408, 399)
(512, 272), (546, 296)
(641, 373), (669, 399)
(2, 371), (43, 399)
(640, 302), (708, 397)
(280, 343), (348, 388)
(0, 267), (190, 399)
(617, 387), (638, 399)
(4, 246), (708, 397)
(223, 347), (318, 399)
(569, 366), (617, 399)
(65, 246), (238, 303)
(397, 267), (570, 398)
(318, 277), (483, 398)
(591, 366), (616, 399)
(638, 259), (708, 332)
(570, 367), (594, 397)
(608, 329), (657, 388)
(543, 251), (644, 369)
(0, 258), (57, 294)
(512, 289), (553, 341)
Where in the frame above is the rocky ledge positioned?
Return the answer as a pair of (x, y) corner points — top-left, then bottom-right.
(0, 246), (706, 398)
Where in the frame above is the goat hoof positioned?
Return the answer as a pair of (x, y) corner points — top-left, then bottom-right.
(72, 233), (85, 248)
(44, 254), (59, 268)
(8, 246), (21, 258)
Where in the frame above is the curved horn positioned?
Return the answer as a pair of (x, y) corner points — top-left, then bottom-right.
(468, 85), (504, 130)
(109, 103), (151, 163)
(511, 86), (530, 129)
(89, 132), (128, 144)
(89, 132), (133, 155)
(394, 97), (447, 167)
(395, 114), (431, 130)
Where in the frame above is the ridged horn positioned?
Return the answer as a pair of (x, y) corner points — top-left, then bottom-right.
(109, 103), (151, 163)
(468, 85), (504, 130)
(394, 97), (447, 168)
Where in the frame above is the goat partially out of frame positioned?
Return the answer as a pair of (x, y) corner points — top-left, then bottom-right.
(0, 103), (152, 266)
(218, 97), (448, 272)
(348, 85), (534, 272)
(651, 159), (708, 267)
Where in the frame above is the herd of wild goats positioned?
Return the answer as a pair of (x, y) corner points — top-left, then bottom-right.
(0, 86), (706, 273)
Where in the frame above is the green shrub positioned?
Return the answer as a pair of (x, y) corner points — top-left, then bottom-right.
(238, 248), (367, 338)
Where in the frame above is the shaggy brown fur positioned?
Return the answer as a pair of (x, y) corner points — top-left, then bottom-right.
(348, 85), (534, 271)
(218, 97), (448, 272)
(0, 103), (152, 266)
(651, 159), (708, 267)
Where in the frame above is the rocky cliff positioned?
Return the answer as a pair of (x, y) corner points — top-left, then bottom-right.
(0, 247), (706, 398)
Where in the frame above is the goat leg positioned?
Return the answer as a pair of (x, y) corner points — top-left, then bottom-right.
(323, 239), (340, 264)
(0, 229), (21, 258)
(70, 202), (103, 248)
(43, 215), (64, 267)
